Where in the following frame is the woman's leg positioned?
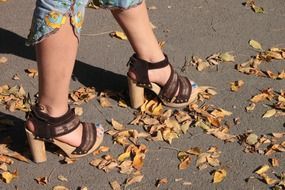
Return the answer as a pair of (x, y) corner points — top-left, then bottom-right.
(27, 19), (83, 147)
(111, 1), (172, 86)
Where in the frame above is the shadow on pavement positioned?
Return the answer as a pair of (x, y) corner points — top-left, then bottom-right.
(0, 27), (127, 92)
(0, 112), (26, 152)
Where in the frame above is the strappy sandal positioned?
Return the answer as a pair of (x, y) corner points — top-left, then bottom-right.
(25, 104), (104, 163)
(127, 54), (199, 108)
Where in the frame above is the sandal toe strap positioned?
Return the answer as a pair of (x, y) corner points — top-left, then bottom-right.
(72, 123), (102, 155)
(173, 76), (192, 103)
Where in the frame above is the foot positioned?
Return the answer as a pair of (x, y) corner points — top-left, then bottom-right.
(26, 105), (104, 147)
(128, 55), (198, 97)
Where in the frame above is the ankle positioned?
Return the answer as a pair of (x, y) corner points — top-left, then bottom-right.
(136, 52), (165, 63)
(36, 103), (68, 118)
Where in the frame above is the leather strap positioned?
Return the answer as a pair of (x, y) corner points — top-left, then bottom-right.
(28, 104), (80, 141)
(71, 122), (97, 155)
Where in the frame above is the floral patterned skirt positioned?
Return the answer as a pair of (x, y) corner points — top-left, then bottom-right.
(26, 0), (143, 46)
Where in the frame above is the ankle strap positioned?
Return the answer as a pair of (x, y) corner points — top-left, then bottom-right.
(27, 104), (80, 141)
(127, 54), (169, 88)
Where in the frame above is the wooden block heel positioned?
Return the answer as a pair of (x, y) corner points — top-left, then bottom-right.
(25, 129), (47, 163)
(128, 76), (145, 109)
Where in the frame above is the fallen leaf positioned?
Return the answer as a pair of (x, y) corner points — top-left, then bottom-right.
(260, 173), (278, 185)
(252, 5), (264, 13)
(156, 178), (168, 187)
(213, 169), (227, 183)
(0, 56), (8, 64)
(110, 180), (121, 190)
(99, 97), (112, 108)
(246, 103), (256, 112)
(57, 175), (68, 182)
(110, 31), (128, 40)
(219, 52), (235, 62)
(111, 119), (125, 131)
(262, 109), (276, 118)
(25, 68), (38, 78)
(270, 158), (279, 167)
(1, 171), (17, 183)
(179, 156), (192, 170)
(74, 107), (83, 116)
(34, 176), (48, 185)
(52, 186), (69, 190)
(230, 80), (244, 92)
(125, 174), (144, 187)
(255, 165), (270, 175)
(12, 74), (20, 80)
(93, 146), (110, 155)
(118, 99), (127, 108)
(249, 39), (263, 51)
(246, 133), (258, 145)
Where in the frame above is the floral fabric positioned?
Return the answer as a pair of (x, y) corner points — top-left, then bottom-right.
(26, 0), (143, 46)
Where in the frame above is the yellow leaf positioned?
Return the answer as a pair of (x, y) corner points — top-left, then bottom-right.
(74, 107), (83, 116)
(213, 169), (227, 183)
(117, 151), (131, 162)
(252, 5), (264, 13)
(249, 39), (263, 50)
(110, 31), (128, 40)
(270, 158), (279, 167)
(262, 109), (276, 118)
(118, 99), (127, 108)
(260, 173), (278, 185)
(219, 52), (235, 62)
(1, 171), (17, 183)
(255, 165), (270, 175)
(230, 80), (244, 92)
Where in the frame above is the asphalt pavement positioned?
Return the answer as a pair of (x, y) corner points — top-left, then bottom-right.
(0, 0), (285, 189)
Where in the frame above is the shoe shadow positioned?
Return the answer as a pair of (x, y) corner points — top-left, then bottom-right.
(0, 27), (128, 92)
(0, 112), (26, 152)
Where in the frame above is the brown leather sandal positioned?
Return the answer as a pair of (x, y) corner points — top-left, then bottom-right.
(127, 54), (199, 108)
(25, 104), (104, 163)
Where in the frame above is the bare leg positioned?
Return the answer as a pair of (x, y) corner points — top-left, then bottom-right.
(111, 1), (171, 86)
(26, 19), (83, 147)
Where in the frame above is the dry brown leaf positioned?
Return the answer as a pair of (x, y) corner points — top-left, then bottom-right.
(0, 56), (8, 64)
(25, 68), (38, 78)
(179, 156), (192, 170)
(0, 163), (8, 171)
(213, 169), (227, 183)
(57, 175), (68, 182)
(111, 119), (125, 131)
(156, 178), (168, 188)
(35, 176), (48, 185)
(126, 174), (143, 187)
(110, 180), (121, 190)
(99, 97), (112, 108)
(52, 186), (69, 190)
(270, 158), (280, 167)
(260, 173), (278, 185)
(93, 146), (110, 155)
(0, 155), (14, 164)
(12, 74), (20, 80)
(207, 128), (236, 142)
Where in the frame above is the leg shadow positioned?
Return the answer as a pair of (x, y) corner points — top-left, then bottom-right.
(0, 27), (127, 92)
(0, 112), (26, 152)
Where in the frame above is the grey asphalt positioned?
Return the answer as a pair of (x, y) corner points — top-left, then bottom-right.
(0, 0), (285, 189)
